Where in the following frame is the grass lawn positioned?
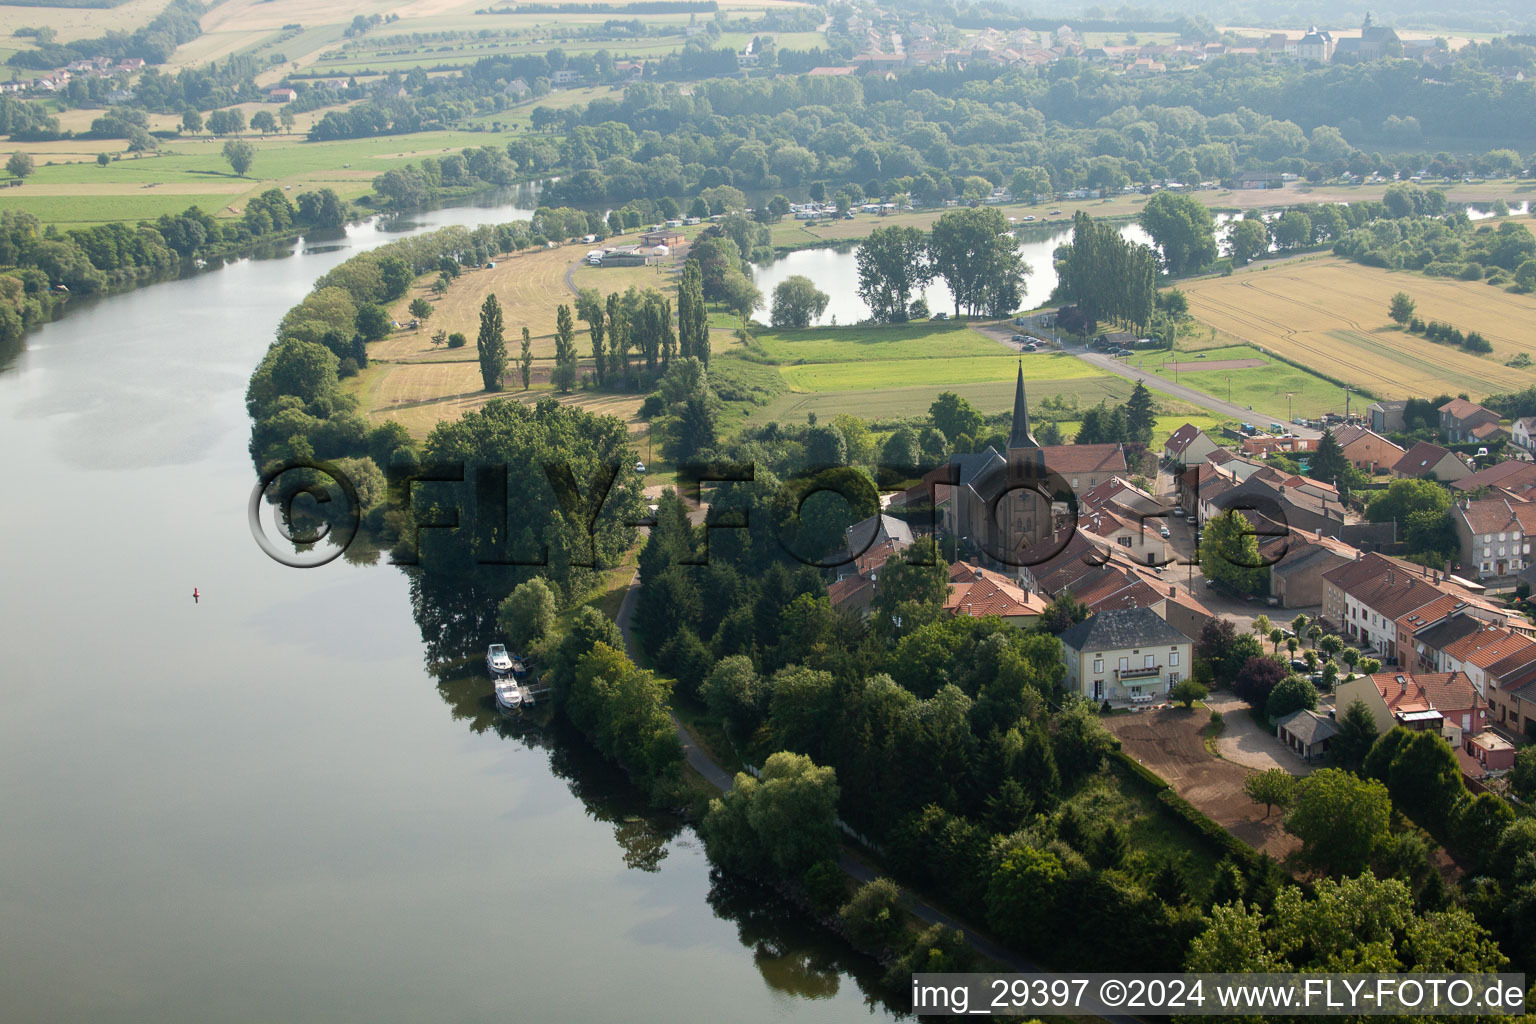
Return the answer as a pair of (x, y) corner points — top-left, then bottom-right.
(752, 320), (1009, 364)
(744, 375), (1137, 429)
(782, 351), (1104, 392)
(1146, 343), (1345, 420)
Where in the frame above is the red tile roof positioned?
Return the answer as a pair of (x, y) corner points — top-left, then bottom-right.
(1455, 497), (1536, 536)
(1365, 670), (1481, 718)
(1393, 441), (1459, 477)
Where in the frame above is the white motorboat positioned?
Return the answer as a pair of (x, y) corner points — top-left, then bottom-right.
(494, 676), (522, 711)
(486, 643), (514, 676)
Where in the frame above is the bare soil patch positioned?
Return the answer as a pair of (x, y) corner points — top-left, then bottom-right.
(1104, 707), (1300, 860)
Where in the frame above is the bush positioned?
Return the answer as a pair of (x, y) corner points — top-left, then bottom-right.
(838, 877), (906, 951)
(639, 394), (664, 418)
(447, 331), (466, 348)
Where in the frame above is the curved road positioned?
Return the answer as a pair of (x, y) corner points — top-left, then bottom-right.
(614, 571), (1141, 1020)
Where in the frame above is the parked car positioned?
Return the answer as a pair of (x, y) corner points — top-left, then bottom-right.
(1291, 658), (1310, 672)
(1186, 515), (1198, 525)
(1172, 506), (1185, 516)
(1159, 525), (1171, 538)
(1012, 334), (1028, 342)
(1022, 343), (1037, 352)
(634, 460), (646, 473)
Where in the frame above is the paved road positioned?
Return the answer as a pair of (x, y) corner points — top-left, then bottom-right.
(1074, 348), (1323, 439)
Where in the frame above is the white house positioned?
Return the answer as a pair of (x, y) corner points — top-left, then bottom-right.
(1057, 607), (1192, 704)
(1513, 416), (1536, 451)
(1163, 423), (1220, 466)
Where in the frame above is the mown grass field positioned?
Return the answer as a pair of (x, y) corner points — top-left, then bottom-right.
(1145, 344), (1346, 420)
(752, 321), (1009, 364)
(1182, 255), (1536, 401)
(782, 350), (1103, 392)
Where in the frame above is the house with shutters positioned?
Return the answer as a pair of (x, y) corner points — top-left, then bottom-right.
(1452, 497), (1536, 579)
(1058, 607), (1192, 704)
(1335, 670), (1485, 739)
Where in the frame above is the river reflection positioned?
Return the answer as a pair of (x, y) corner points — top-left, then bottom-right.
(406, 570), (910, 1017)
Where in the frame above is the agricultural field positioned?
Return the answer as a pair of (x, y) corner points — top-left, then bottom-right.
(0, 0), (166, 49)
(1144, 344), (1347, 420)
(1182, 255), (1536, 401)
(781, 351), (1103, 392)
(0, 126), (516, 223)
(752, 321), (1014, 364)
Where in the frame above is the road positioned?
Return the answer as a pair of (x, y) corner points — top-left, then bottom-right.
(613, 566), (1141, 1022)
(1073, 349), (1322, 438)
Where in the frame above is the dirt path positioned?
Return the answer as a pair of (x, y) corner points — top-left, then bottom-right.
(1105, 706), (1300, 860)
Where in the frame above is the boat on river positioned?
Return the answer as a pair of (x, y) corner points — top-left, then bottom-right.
(494, 675), (523, 711)
(486, 643), (513, 676)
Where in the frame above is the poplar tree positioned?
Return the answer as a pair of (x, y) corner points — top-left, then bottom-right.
(519, 325), (532, 389)
(677, 259), (708, 363)
(476, 294), (506, 392)
(552, 304), (577, 392)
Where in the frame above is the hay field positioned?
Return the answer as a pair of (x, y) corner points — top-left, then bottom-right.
(374, 244), (577, 361)
(1182, 256), (1536, 401)
(0, 0), (165, 43)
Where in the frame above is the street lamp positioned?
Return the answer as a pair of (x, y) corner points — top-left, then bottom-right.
(1286, 392), (1294, 425)
(1226, 375), (1231, 404)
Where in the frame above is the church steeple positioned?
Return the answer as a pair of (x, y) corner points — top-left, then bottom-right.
(1007, 359), (1038, 451)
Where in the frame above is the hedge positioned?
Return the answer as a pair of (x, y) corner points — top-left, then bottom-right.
(1112, 750), (1262, 870)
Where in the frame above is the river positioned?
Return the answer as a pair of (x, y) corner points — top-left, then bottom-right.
(0, 192), (901, 1022)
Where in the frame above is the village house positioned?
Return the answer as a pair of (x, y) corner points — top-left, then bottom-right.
(1336, 669), (1486, 739)
(639, 229), (685, 248)
(1161, 423), (1222, 466)
(1440, 398), (1501, 443)
(1265, 530), (1359, 608)
(1057, 607), (1192, 704)
(267, 87), (297, 103)
(1452, 497), (1536, 579)
(1323, 554), (1465, 662)
(1452, 459), (1536, 497)
(1512, 416), (1536, 452)
(1331, 424), (1406, 473)
(1295, 26), (1334, 62)
(945, 561), (1048, 625)
(1392, 441), (1470, 483)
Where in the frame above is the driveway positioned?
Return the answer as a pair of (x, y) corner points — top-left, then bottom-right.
(1205, 695), (1314, 776)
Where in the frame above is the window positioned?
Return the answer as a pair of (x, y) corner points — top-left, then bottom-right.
(1144, 654), (1155, 668)
(1117, 536), (1131, 547)
(1093, 658), (1103, 673)
(1170, 651), (1181, 667)
(1118, 657), (1129, 672)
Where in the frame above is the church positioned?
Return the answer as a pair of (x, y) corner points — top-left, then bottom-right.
(938, 361), (1129, 573)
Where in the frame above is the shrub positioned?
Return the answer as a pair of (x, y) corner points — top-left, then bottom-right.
(838, 877), (906, 951)
(802, 859), (845, 914)
(447, 331), (466, 348)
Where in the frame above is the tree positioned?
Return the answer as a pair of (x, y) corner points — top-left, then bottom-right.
(6, 152), (34, 179)
(700, 655), (763, 737)
(769, 275), (829, 328)
(222, 139), (255, 177)
(181, 108), (203, 135)
(929, 391), (983, 445)
(869, 538), (947, 638)
(1308, 429), (1350, 489)
(1200, 508), (1267, 594)
(1139, 191), (1218, 275)
(1244, 768), (1297, 818)
(1226, 217), (1269, 265)
(1123, 380), (1156, 444)
(719, 272), (761, 329)
(928, 207), (1029, 316)
(519, 325), (533, 390)
(677, 259), (710, 364)
(855, 225), (932, 322)
(1170, 677), (1208, 707)
(96, 152), (110, 167)
(497, 577), (556, 650)
(354, 303), (392, 342)
(1285, 768), (1391, 876)
(408, 298), (432, 323)
(552, 303), (578, 392)
(1234, 655), (1288, 707)
(250, 110), (278, 135)
(702, 750), (840, 878)
(838, 878), (905, 950)
(1266, 674), (1318, 721)
(1510, 746), (1536, 802)
(1389, 292), (1416, 325)
(476, 293), (507, 392)
(1330, 699), (1380, 772)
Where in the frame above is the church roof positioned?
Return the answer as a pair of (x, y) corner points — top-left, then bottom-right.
(1007, 360), (1038, 450)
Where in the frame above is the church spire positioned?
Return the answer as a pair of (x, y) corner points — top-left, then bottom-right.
(1008, 359), (1038, 450)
